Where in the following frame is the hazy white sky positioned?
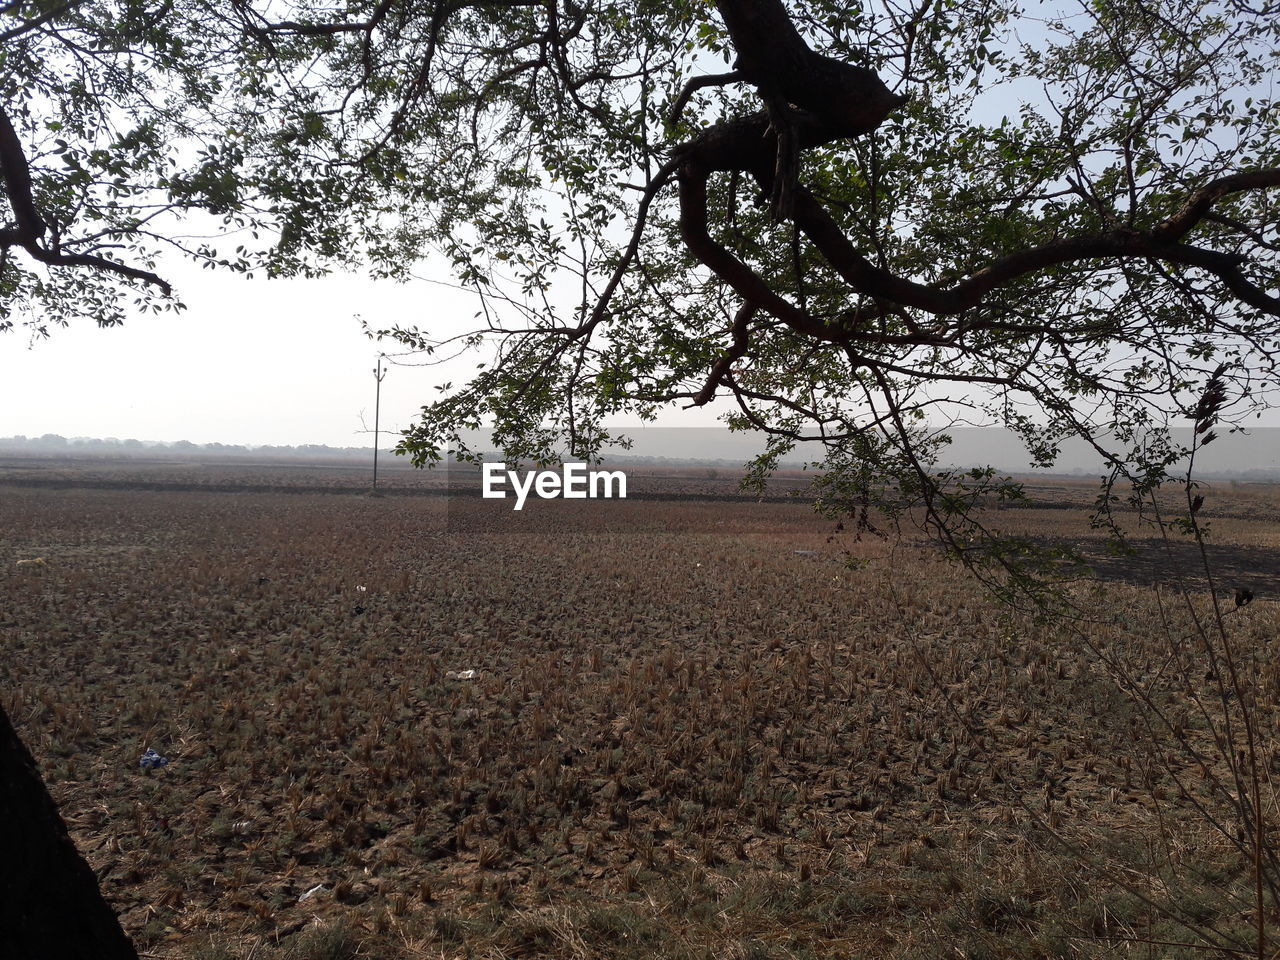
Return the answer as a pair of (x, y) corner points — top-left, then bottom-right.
(5, 250), (1280, 466)
(1, 261), (454, 446)
(0, 254), (733, 447)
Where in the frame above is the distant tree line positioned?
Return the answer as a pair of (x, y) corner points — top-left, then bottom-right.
(0, 435), (371, 458)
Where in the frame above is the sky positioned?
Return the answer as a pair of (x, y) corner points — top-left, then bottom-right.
(7, 248), (1280, 478)
(3, 3), (1276, 464)
(0, 254), (733, 448)
(2, 261), (453, 447)
(5, 248), (1280, 474)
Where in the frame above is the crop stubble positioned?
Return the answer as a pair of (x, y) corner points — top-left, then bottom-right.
(3, 475), (1279, 958)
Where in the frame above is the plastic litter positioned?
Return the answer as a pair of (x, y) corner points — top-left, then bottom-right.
(15, 557), (46, 567)
(793, 549), (819, 556)
(298, 884), (327, 903)
(445, 669), (480, 681)
(139, 748), (170, 770)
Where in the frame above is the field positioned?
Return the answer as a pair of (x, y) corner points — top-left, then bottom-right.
(3, 457), (1280, 959)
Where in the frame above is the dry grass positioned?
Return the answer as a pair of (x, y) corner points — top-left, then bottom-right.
(2, 469), (1279, 958)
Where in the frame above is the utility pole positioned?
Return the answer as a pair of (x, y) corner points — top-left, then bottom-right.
(372, 354), (387, 490)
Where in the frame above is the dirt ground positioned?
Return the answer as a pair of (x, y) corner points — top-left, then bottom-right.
(3, 457), (1279, 958)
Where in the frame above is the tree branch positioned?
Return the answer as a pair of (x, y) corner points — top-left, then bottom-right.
(0, 0), (86, 44)
(665, 70), (745, 129)
(712, 0), (908, 138)
(1152, 169), (1280, 241)
(688, 302), (756, 407)
(0, 105), (171, 295)
(0, 106), (47, 241)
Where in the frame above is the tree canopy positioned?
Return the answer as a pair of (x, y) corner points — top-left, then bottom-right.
(4, 0), (1279, 573)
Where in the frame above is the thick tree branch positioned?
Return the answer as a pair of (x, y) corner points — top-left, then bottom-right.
(712, 0), (908, 138)
(666, 70), (745, 129)
(0, 105), (172, 295)
(0, 106), (48, 241)
(787, 172), (1280, 319)
(689, 302), (756, 407)
(675, 92), (1280, 336)
(1153, 169), (1280, 241)
(705, 0), (907, 217)
(21, 245), (174, 293)
(0, 0), (86, 43)
(664, 0), (1280, 362)
(678, 166), (830, 340)
(253, 0), (395, 36)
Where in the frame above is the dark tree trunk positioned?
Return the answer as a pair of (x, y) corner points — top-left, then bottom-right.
(0, 702), (138, 959)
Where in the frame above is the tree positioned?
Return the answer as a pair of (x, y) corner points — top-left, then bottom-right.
(0, 701), (138, 959)
(3, 0), (1277, 557)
